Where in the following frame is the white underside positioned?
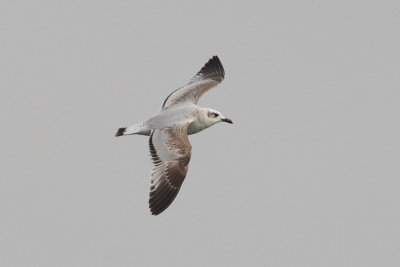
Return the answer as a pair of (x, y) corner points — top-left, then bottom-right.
(122, 103), (213, 136)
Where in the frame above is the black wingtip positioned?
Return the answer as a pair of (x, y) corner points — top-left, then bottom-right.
(115, 127), (126, 137)
(200, 55), (225, 81)
(190, 55), (225, 83)
(149, 187), (180, 216)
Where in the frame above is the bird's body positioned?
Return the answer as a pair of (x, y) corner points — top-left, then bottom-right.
(116, 56), (232, 215)
(121, 103), (223, 136)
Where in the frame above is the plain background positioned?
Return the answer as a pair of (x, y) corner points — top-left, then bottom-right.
(1, 1), (399, 266)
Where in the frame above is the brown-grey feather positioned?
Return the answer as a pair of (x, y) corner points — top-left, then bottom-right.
(162, 56), (225, 109)
(148, 124), (192, 215)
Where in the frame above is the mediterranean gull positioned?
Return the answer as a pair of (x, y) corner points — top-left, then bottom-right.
(115, 56), (232, 215)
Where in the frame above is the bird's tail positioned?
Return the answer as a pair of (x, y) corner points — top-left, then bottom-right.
(115, 121), (151, 137)
(115, 127), (127, 137)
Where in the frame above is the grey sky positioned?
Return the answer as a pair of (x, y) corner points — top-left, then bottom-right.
(1, 1), (400, 266)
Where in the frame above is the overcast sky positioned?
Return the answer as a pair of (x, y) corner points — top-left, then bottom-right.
(1, 1), (400, 266)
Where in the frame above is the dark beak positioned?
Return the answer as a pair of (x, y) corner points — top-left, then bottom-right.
(222, 118), (233, 124)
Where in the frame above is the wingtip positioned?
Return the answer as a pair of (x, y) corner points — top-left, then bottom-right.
(207, 55), (223, 68)
(193, 55), (225, 82)
(148, 181), (181, 216)
(150, 210), (160, 216)
(211, 55), (221, 63)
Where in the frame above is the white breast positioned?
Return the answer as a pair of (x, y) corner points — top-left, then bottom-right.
(187, 115), (215, 135)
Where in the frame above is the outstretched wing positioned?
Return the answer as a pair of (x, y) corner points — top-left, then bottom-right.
(148, 123), (192, 215)
(161, 56), (225, 109)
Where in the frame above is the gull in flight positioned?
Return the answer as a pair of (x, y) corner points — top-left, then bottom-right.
(115, 56), (232, 215)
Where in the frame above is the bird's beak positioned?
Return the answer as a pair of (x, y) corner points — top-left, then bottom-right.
(221, 118), (233, 124)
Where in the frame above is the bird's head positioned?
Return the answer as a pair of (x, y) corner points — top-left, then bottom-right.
(204, 108), (233, 126)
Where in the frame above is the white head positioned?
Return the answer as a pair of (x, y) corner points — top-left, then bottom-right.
(201, 108), (233, 127)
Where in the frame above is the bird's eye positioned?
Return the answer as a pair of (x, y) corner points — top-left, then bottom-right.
(211, 113), (218, 118)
